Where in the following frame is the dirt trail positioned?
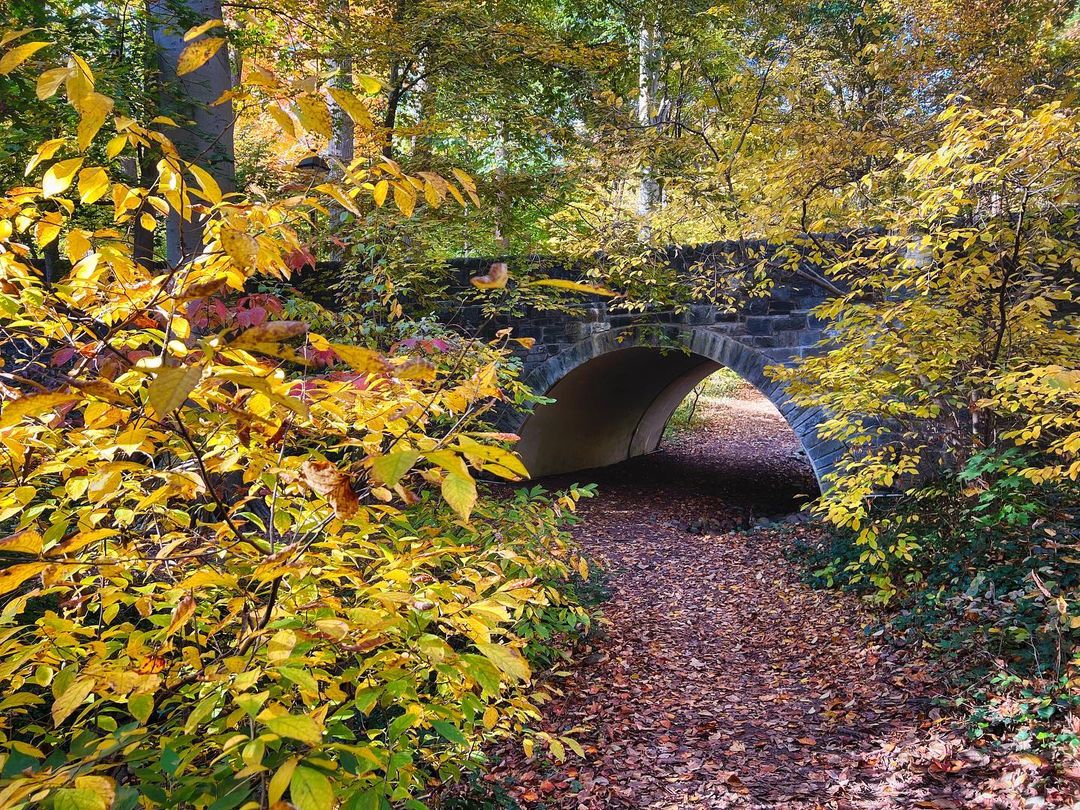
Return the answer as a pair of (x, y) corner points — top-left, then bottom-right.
(484, 387), (1046, 809)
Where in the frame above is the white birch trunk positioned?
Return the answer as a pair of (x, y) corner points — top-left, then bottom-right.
(637, 18), (661, 234)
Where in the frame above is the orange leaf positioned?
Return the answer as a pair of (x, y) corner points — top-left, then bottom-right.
(163, 593), (196, 638)
(470, 262), (509, 290)
(300, 460), (359, 518)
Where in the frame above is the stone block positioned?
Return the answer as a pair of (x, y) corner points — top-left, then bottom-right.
(744, 316), (773, 335)
(747, 335), (778, 348)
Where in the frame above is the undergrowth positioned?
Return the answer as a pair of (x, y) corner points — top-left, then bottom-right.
(792, 449), (1080, 754)
(665, 369), (746, 435)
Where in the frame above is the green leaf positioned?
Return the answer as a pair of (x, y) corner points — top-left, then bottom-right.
(474, 642), (531, 683)
(128, 693), (153, 723)
(441, 472), (476, 521)
(430, 719), (468, 745)
(371, 450), (419, 486)
(290, 766), (334, 810)
(278, 666), (319, 695)
(53, 789), (106, 810)
(345, 788), (384, 810)
(387, 704), (422, 740)
(235, 690), (268, 717)
(266, 714), (322, 745)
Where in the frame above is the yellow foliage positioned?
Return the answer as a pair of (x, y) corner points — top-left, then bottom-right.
(0, 40), (592, 809)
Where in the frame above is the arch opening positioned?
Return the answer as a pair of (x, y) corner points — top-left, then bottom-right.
(512, 329), (842, 488)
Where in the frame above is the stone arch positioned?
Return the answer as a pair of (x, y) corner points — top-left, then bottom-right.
(510, 326), (844, 488)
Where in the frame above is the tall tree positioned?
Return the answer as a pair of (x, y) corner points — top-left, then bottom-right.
(149, 0), (236, 261)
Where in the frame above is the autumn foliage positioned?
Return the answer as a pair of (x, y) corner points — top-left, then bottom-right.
(0, 33), (592, 810)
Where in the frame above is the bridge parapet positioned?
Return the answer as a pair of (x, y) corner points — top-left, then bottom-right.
(446, 273), (834, 380)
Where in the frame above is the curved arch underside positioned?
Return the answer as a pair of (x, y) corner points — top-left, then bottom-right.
(513, 329), (844, 489)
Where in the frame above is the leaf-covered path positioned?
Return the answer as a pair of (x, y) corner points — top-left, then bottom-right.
(484, 386), (1070, 809)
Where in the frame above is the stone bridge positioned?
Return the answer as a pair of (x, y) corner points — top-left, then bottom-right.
(443, 242), (847, 489)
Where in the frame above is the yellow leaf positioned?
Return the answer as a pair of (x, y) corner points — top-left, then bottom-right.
(267, 104), (299, 140)
(290, 766), (334, 810)
(441, 471), (476, 521)
(77, 166), (109, 204)
(268, 629), (297, 663)
(578, 556), (590, 580)
(42, 157), (84, 198)
(147, 364), (203, 419)
(294, 95), (333, 138)
(183, 18), (225, 41)
(177, 36), (226, 76)
(329, 343), (387, 374)
(549, 737), (566, 762)
(355, 74), (381, 93)
(0, 562), (48, 598)
(0, 392), (80, 428)
(266, 714), (322, 745)
(527, 279), (618, 297)
(189, 163), (222, 205)
(36, 66), (70, 99)
(65, 53), (95, 106)
(393, 183), (415, 218)
(315, 183), (360, 215)
(424, 181), (441, 207)
(74, 92), (113, 151)
(372, 179), (389, 207)
(73, 776), (115, 808)
(0, 529), (43, 556)
(327, 86), (372, 128)
(269, 758), (298, 805)
(25, 137), (66, 175)
(67, 229), (91, 262)
(163, 593), (196, 638)
(105, 134), (127, 159)
(220, 228), (259, 267)
(475, 642), (531, 682)
(1, 29), (38, 47)
(35, 212), (63, 247)
(52, 676), (95, 727)
(451, 167), (480, 204)
(0, 41), (51, 75)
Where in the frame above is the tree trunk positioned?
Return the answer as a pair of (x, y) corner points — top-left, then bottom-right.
(149, 0), (236, 264)
(637, 17), (661, 235)
(327, 0), (354, 172)
(327, 54), (355, 171)
(383, 77), (402, 159)
(494, 120), (510, 254)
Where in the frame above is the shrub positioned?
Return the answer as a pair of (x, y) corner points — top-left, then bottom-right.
(0, 36), (592, 810)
